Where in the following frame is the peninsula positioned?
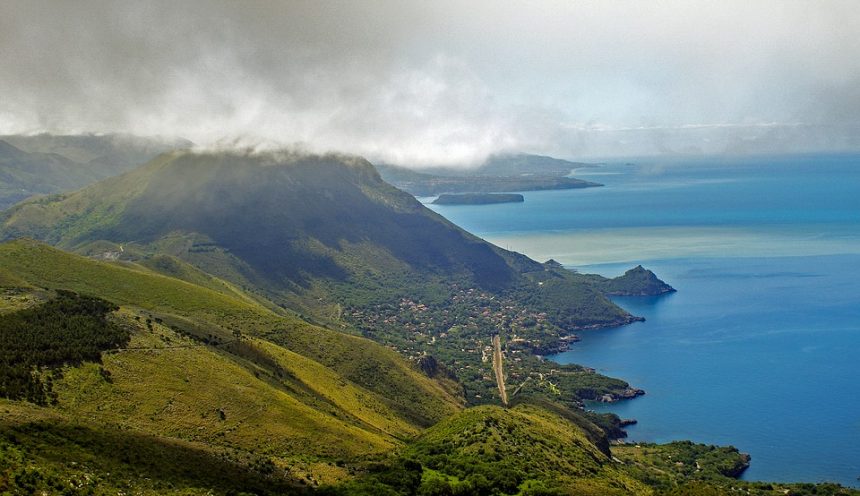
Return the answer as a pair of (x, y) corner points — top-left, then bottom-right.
(376, 161), (601, 196)
(432, 193), (524, 205)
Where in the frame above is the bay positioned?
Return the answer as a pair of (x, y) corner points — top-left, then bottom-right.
(426, 153), (860, 487)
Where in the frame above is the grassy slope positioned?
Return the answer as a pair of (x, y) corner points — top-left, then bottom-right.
(0, 240), (461, 427)
(135, 253), (268, 305)
(330, 402), (859, 496)
(404, 403), (649, 495)
(55, 315), (397, 457)
(0, 238), (276, 332)
(1, 242), (855, 494)
(0, 400), (309, 495)
(0, 239), (463, 492)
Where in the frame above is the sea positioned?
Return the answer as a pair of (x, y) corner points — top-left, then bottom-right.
(424, 153), (860, 487)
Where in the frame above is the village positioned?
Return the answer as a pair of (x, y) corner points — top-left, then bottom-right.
(345, 284), (590, 405)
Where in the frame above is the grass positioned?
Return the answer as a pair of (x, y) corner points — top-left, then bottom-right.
(0, 240), (463, 426)
(0, 239), (277, 329)
(0, 400), (306, 495)
(54, 317), (396, 460)
(252, 338), (421, 439)
(405, 403), (649, 495)
(0, 239), (462, 462)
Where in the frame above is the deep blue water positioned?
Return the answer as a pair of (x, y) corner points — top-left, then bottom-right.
(426, 154), (860, 487)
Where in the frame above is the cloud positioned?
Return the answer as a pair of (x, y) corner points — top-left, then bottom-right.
(1, 0), (859, 163)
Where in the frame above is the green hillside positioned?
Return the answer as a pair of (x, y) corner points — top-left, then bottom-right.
(0, 231), (855, 495)
(320, 401), (854, 496)
(0, 151), (651, 407)
(0, 240), (462, 428)
(0, 239), (467, 492)
(403, 404), (646, 494)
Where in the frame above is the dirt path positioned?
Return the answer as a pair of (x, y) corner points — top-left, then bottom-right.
(492, 334), (508, 406)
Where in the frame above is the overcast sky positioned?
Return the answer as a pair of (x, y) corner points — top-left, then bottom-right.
(1, 1), (859, 164)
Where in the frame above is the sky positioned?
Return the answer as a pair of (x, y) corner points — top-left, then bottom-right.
(1, 0), (859, 165)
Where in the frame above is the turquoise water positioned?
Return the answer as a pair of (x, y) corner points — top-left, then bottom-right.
(426, 154), (860, 487)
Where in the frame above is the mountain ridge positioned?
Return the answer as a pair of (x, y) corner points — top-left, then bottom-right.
(0, 150), (666, 408)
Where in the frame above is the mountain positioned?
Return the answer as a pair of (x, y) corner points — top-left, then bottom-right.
(0, 150), (669, 409)
(0, 152), (652, 394)
(0, 150), (655, 407)
(0, 150), (623, 316)
(0, 133), (191, 210)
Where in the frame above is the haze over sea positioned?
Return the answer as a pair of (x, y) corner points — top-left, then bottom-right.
(426, 154), (860, 487)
